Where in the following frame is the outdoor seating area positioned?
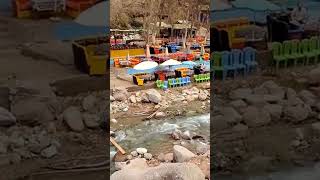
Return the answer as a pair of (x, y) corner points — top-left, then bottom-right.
(212, 47), (257, 80)
(12, 0), (99, 18)
(271, 37), (320, 69)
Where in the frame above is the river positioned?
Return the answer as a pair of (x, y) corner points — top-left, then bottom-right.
(110, 114), (210, 172)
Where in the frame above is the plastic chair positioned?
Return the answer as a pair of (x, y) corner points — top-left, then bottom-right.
(137, 78), (144, 86)
(288, 40), (305, 67)
(194, 75), (200, 83)
(156, 80), (163, 88)
(175, 78), (181, 86)
(271, 42), (287, 70)
(178, 77), (183, 86)
(232, 49), (245, 77)
(186, 76), (191, 84)
(301, 39), (317, 65)
(243, 47), (258, 74)
(221, 51), (236, 80)
(163, 81), (168, 90)
(283, 40), (293, 66)
(168, 79), (174, 88)
(182, 77), (187, 86)
(309, 37), (320, 64)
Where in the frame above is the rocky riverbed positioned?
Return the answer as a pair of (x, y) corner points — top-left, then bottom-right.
(212, 65), (320, 178)
(110, 83), (211, 179)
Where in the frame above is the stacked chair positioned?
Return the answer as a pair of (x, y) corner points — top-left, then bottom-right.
(156, 76), (192, 90)
(194, 73), (210, 83)
(271, 37), (320, 70)
(212, 47), (257, 80)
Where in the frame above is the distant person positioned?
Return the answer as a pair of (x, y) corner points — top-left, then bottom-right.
(291, 1), (308, 25)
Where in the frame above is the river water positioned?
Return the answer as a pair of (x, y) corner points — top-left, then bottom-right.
(110, 114), (210, 171)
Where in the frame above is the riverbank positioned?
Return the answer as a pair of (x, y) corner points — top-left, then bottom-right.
(110, 83), (211, 179)
(212, 65), (320, 178)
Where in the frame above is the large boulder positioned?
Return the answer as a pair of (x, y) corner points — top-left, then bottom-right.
(220, 107), (242, 123)
(261, 80), (285, 99)
(284, 104), (311, 122)
(12, 99), (54, 126)
(82, 94), (97, 111)
(113, 88), (129, 101)
(111, 161), (205, 180)
(263, 104), (283, 120)
(243, 106), (271, 127)
(63, 106), (84, 131)
(0, 107), (16, 126)
(146, 89), (162, 104)
(299, 90), (316, 107)
(0, 86), (10, 110)
(173, 145), (196, 162)
(307, 66), (320, 84)
(229, 88), (252, 100)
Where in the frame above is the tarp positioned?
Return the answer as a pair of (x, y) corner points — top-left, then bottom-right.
(231, 0), (281, 11)
(211, 0), (232, 11)
(54, 22), (108, 40)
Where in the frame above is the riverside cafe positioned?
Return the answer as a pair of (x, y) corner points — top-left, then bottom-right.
(127, 48), (210, 86)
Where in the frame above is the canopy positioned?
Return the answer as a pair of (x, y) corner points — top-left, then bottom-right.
(133, 61), (158, 70)
(182, 61), (197, 66)
(160, 59), (182, 66)
(75, 1), (109, 26)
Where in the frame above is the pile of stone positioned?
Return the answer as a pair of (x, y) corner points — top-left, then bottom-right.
(110, 86), (210, 115)
(213, 80), (320, 132)
(112, 145), (210, 180)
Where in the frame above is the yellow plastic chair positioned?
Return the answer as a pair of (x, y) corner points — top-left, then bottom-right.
(137, 78), (144, 86)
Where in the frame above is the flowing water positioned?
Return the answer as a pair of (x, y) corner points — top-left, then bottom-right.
(110, 114), (210, 172)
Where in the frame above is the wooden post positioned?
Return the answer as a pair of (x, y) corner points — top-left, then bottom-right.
(110, 137), (126, 155)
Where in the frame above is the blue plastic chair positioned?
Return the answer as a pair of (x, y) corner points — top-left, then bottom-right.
(186, 76), (191, 85)
(243, 47), (258, 74)
(221, 51), (236, 80)
(232, 49), (246, 77)
(182, 77), (187, 86)
(171, 78), (177, 87)
(163, 81), (168, 90)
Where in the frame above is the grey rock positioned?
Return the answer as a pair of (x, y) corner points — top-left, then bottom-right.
(63, 106), (84, 131)
(245, 94), (267, 107)
(82, 113), (100, 128)
(12, 99), (54, 126)
(230, 88), (252, 100)
(229, 100), (247, 110)
(41, 145), (58, 158)
(212, 115), (229, 132)
(146, 89), (162, 104)
(243, 156), (273, 173)
(136, 148), (148, 155)
(263, 104), (283, 120)
(131, 151), (138, 157)
(144, 153), (153, 160)
(164, 153), (174, 162)
(0, 107), (16, 126)
(129, 95), (137, 103)
(243, 106), (271, 127)
(299, 90), (316, 106)
(173, 145), (196, 162)
(284, 104), (311, 122)
(220, 107), (242, 123)
(82, 95), (97, 111)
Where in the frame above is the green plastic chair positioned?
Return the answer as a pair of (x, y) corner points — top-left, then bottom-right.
(204, 73), (210, 81)
(301, 38), (317, 65)
(200, 74), (206, 82)
(156, 80), (163, 88)
(194, 74), (200, 83)
(168, 79), (174, 88)
(310, 36), (320, 64)
(213, 52), (223, 77)
(288, 40), (305, 67)
(283, 40), (294, 66)
(176, 78), (181, 86)
(271, 42), (287, 69)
